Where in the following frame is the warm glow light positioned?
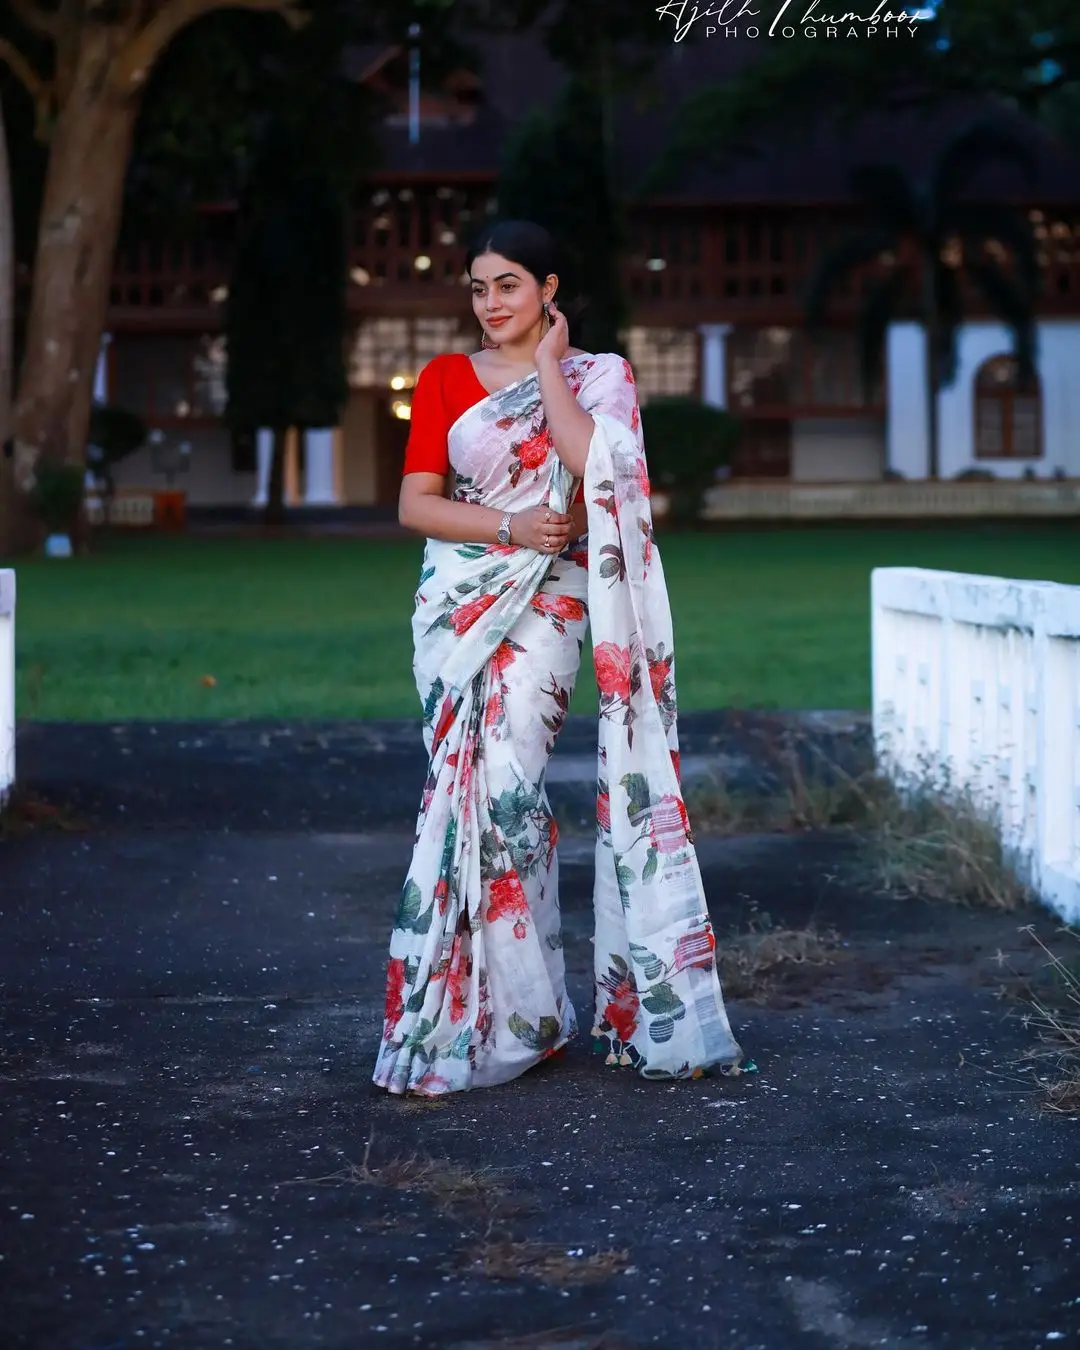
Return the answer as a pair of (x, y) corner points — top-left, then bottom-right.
(392, 400), (412, 421)
(439, 229), (456, 246)
(175, 399), (190, 418)
(350, 266), (371, 286)
(210, 285), (228, 303)
(414, 255), (432, 271)
(390, 375), (407, 390)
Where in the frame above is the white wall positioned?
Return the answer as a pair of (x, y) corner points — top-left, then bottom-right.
(791, 418), (885, 481)
(112, 428), (256, 506)
(872, 566), (1080, 924)
(936, 320), (1080, 479)
(886, 322), (930, 479)
(886, 319), (1080, 481)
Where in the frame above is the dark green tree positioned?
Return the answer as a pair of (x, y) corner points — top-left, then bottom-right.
(497, 77), (628, 355)
(650, 0), (1080, 193)
(805, 121), (1040, 480)
(225, 4), (371, 524)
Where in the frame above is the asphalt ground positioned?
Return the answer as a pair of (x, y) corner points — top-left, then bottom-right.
(2, 716), (1078, 1350)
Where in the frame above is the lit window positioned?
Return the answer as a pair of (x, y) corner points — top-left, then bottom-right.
(623, 328), (698, 402)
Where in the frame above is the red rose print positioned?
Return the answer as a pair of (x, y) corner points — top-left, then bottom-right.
(622, 358), (636, 385)
(532, 594), (586, 622)
(597, 789), (611, 833)
(604, 975), (639, 1043)
(516, 428), (552, 470)
(433, 695), (455, 747)
(485, 692), (503, 728)
(447, 938), (470, 1023)
(435, 876), (450, 916)
(670, 749), (681, 785)
(451, 592), (497, 635)
(487, 870), (528, 925)
(384, 956), (407, 1028)
(649, 652), (672, 704)
(594, 642), (631, 701)
(636, 456), (650, 498)
(492, 641), (518, 674)
(631, 403), (640, 433)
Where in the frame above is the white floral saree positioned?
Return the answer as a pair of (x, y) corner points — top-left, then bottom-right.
(373, 351), (742, 1095)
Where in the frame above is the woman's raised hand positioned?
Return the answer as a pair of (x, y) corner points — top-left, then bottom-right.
(509, 504), (574, 555)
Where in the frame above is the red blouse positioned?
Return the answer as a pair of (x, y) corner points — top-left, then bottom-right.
(403, 353), (584, 503)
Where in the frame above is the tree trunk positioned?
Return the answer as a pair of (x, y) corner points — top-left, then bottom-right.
(0, 94), (16, 557)
(265, 427), (288, 526)
(11, 25), (140, 503)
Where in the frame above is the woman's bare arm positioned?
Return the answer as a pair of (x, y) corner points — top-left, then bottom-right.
(399, 473), (507, 544)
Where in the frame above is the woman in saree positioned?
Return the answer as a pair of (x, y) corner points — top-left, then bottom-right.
(373, 219), (742, 1097)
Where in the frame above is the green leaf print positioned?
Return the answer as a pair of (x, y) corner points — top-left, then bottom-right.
(615, 861), (635, 912)
(508, 1013), (562, 1051)
(620, 772), (651, 823)
(404, 957), (421, 987)
(395, 879), (423, 929)
(629, 942), (664, 982)
(405, 977), (429, 1013)
(405, 1017), (435, 1050)
(422, 678), (445, 728)
(395, 879), (433, 935)
(642, 847), (658, 884)
(419, 563), (436, 586)
(490, 783), (539, 839)
(641, 982), (687, 1019)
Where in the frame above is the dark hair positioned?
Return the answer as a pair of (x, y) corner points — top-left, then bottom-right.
(465, 218), (559, 286)
(466, 217), (589, 335)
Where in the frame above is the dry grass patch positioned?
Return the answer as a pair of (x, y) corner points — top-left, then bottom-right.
(462, 1238), (630, 1287)
(718, 909), (843, 1002)
(863, 775), (1034, 912)
(1019, 926), (1080, 1114)
(689, 732), (1034, 913)
(290, 1131), (520, 1232)
(0, 787), (88, 838)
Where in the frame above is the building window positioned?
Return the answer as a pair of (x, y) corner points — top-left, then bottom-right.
(728, 327), (880, 413)
(110, 334), (227, 425)
(974, 355), (1042, 459)
(623, 327), (699, 402)
(347, 316), (473, 391)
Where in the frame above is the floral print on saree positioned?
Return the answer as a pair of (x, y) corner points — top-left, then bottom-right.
(373, 352), (742, 1095)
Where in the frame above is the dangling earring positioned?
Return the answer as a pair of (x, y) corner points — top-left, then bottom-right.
(481, 329), (499, 350)
(542, 302), (551, 337)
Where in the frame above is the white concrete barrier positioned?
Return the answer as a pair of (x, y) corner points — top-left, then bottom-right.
(0, 569), (14, 803)
(872, 566), (1080, 923)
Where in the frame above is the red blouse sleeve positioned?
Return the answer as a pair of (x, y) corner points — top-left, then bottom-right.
(402, 358), (450, 477)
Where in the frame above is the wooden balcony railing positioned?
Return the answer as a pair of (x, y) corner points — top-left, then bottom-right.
(82, 193), (1080, 326)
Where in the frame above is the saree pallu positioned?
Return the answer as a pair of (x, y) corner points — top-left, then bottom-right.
(373, 352), (742, 1096)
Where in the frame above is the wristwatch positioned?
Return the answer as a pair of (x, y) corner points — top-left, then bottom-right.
(496, 511), (513, 545)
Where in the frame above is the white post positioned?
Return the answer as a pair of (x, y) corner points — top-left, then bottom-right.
(885, 323), (930, 479)
(303, 428), (340, 506)
(698, 323), (731, 409)
(252, 428), (274, 507)
(0, 569), (15, 803)
(872, 566), (1080, 923)
(93, 333), (112, 403)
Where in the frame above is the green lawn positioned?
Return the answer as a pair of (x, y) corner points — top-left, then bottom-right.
(5, 526), (1079, 720)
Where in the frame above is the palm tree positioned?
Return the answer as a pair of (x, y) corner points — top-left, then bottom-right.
(805, 120), (1041, 480)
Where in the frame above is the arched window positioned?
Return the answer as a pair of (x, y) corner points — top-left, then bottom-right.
(974, 355), (1042, 460)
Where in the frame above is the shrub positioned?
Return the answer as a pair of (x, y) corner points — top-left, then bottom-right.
(640, 397), (741, 523)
